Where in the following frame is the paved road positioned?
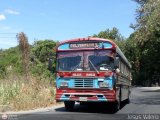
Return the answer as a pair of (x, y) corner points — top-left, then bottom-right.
(1, 87), (160, 120)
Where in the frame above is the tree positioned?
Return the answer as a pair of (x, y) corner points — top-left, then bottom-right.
(30, 40), (57, 81)
(32, 40), (56, 63)
(93, 27), (124, 41)
(92, 27), (126, 52)
(17, 32), (30, 81)
(130, 0), (160, 86)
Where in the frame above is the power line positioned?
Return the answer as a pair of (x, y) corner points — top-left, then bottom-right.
(0, 33), (17, 34)
(0, 37), (16, 38)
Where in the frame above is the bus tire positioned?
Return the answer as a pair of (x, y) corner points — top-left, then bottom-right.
(125, 92), (130, 104)
(111, 88), (121, 113)
(80, 102), (87, 106)
(64, 101), (75, 111)
(125, 98), (130, 104)
(114, 97), (121, 111)
(107, 100), (120, 113)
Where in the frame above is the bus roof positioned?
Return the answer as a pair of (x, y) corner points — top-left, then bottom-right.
(57, 37), (131, 68)
(57, 37), (116, 47)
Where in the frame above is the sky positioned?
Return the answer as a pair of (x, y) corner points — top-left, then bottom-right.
(0, 0), (137, 49)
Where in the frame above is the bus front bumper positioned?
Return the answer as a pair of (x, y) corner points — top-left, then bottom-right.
(56, 90), (116, 102)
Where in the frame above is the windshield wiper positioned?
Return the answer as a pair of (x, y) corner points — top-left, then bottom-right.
(88, 59), (99, 74)
(71, 61), (82, 71)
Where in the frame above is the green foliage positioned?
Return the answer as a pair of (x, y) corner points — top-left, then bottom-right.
(31, 61), (54, 82)
(93, 27), (125, 41)
(0, 47), (23, 78)
(32, 40), (56, 62)
(0, 65), (6, 79)
(0, 39), (57, 111)
(92, 19), (160, 86)
(128, 0), (160, 86)
(0, 39), (57, 82)
(31, 40), (57, 81)
(92, 27), (127, 53)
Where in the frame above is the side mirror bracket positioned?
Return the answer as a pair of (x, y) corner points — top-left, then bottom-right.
(114, 54), (120, 75)
(48, 58), (53, 72)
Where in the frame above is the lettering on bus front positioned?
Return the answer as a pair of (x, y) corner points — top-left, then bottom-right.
(69, 43), (99, 49)
(86, 73), (96, 77)
(72, 73), (96, 77)
(72, 73), (82, 76)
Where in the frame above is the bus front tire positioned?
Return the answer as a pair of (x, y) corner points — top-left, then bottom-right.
(109, 91), (121, 113)
(113, 100), (120, 111)
(125, 96), (130, 104)
(125, 90), (131, 104)
(64, 101), (75, 111)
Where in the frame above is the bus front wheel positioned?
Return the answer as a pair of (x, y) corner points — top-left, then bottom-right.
(125, 93), (130, 104)
(109, 91), (121, 113)
(64, 101), (75, 111)
(112, 100), (120, 112)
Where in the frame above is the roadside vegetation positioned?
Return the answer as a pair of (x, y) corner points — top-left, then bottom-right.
(0, 33), (56, 112)
(0, 0), (160, 112)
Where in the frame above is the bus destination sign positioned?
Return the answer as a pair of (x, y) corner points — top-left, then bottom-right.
(69, 42), (99, 49)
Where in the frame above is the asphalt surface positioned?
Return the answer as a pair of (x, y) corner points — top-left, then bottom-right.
(1, 87), (160, 120)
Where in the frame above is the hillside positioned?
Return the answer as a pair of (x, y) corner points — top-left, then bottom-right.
(0, 40), (57, 112)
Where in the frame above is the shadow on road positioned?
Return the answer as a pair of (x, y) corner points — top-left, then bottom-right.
(141, 89), (160, 92)
(131, 88), (160, 105)
(55, 101), (128, 114)
(132, 96), (160, 105)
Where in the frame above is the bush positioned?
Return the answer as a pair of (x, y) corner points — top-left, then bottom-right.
(0, 65), (6, 79)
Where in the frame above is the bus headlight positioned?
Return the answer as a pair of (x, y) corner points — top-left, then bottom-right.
(99, 82), (109, 88)
(60, 82), (68, 87)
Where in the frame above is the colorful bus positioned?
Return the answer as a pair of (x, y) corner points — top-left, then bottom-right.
(55, 37), (132, 112)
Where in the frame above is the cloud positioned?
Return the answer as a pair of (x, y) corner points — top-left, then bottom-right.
(0, 14), (6, 20)
(5, 9), (20, 15)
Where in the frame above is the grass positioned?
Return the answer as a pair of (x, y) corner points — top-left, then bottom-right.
(0, 73), (55, 112)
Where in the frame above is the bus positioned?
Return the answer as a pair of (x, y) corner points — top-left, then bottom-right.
(55, 37), (132, 112)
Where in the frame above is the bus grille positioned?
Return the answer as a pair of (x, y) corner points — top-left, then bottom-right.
(74, 78), (94, 88)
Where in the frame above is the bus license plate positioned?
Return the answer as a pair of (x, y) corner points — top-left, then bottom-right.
(79, 97), (87, 101)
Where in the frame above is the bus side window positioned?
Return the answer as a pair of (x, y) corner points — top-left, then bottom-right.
(122, 62), (123, 73)
(121, 62), (124, 74)
(124, 65), (126, 76)
(119, 61), (121, 71)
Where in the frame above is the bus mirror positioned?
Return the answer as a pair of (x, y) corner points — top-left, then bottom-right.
(114, 57), (119, 68)
(115, 68), (120, 74)
(48, 58), (53, 71)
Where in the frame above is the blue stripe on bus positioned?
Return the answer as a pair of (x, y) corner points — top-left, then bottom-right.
(57, 77), (114, 89)
(97, 95), (107, 101)
(60, 94), (70, 101)
(58, 42), (113, 50)
(100, 42), (113, 48)
(94, 79), (99, 88)
(58, 44), (70, 50)
(69, 79), (74, 87)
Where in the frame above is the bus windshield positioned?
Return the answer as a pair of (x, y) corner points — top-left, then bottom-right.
(57, 50), (114, 71)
